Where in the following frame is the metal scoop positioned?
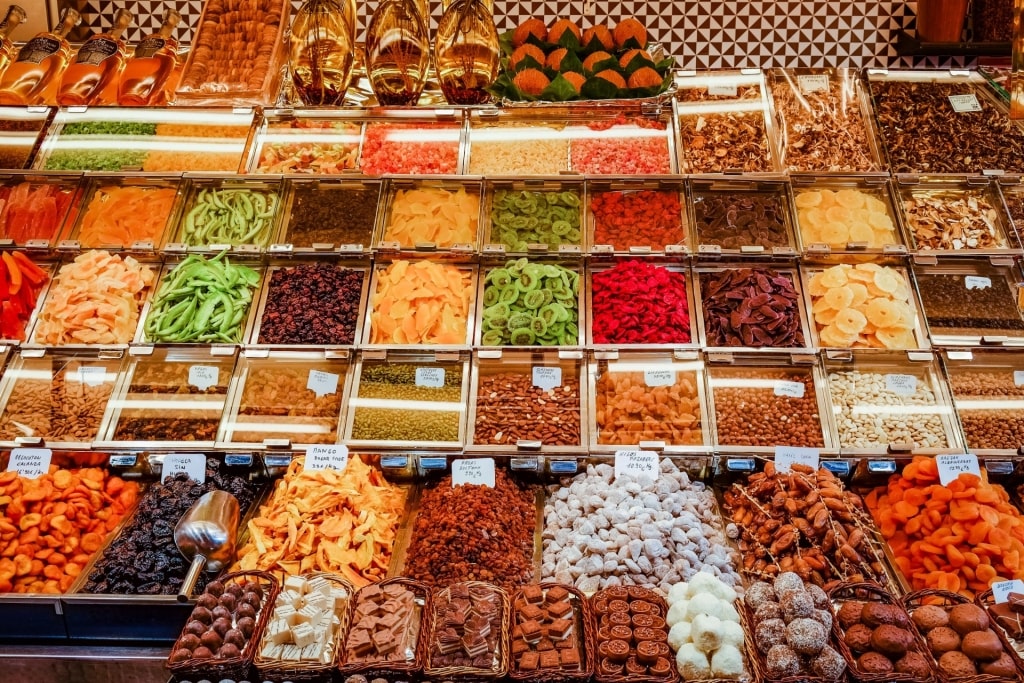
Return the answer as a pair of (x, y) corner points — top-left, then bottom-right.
(174, 490), (240, 602)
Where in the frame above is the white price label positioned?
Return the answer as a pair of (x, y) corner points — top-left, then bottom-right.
(415, 367), (445, 388)
(79, 366), (106, 387)
(992, 579), (1024, 604)
(948, 93), (983, 113)
(304, 444), (348, 472)
(885, 374), (917, 396)
(452, 458), (495, 487)
(615, 450), (660, 480)
(161, 454), (206, 484)
(306, 370), (339, 398)
(706, 83), (738, 97)
(798, 74), (830, 93)
(774, 446), (820, 473)
(188, 365), (219, 391)
(644, 369), (675, 387)
(936, 453), (981, 486)
(532, 366), (562, 391)
(7, 448), (52, 479)
(965, 276), (992, 290)
(1015, 370), (1024, 387)
(774, 381), (805, 398)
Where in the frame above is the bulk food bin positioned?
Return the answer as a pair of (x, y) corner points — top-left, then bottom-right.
(822, 350), (963, 456)
(911, 256), (1024, 346)
(165, 175), (285, 254)
(94, 346), (238, 449)
(482, 178), (585, 257)
(0, 449), (143, 640)
(467, 348), (587, 455)
(217, 348), (353, 450)
(32, 107), (257, 173)
(674, 69), (781, 174)
(352, 109), (465, 176)
(790, 174), (908, 257)
(59, 173), (184, 253)
(706, 351), (838, 456)
(0, 171), (82, 249)
(940, 348), (1024, 457)
(0, 254), (55, 345)
(0, 106), (53, 171)
(374, 177), (482, 257)
(246, 109), (364, 174)
(273, 177), (382, 256)
(766, 67), (884, 173)
(996, 176), (1024, 249)
(688, 176), (798, 259)
(866, 69), (1024, 174)
(586, 177), (690, 256)
(587, 349), (711, 454)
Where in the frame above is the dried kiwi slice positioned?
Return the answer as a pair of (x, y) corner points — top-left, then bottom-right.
(481, 330), (504, 346)
(509, 327), (536, 345)
(482, 286), (500, 307)
(508, 312), (533, 330)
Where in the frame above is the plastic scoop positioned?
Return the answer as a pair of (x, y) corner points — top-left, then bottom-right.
(174, 490), (240, 602)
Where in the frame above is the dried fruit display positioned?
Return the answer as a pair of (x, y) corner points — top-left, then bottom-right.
(590, 260), (690, 345)
(699, 268), (806, 348)
(794, 187), (898, 249)
(901, 188), (1006, 251)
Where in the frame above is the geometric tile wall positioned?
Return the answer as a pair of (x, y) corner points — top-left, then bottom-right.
(63, 0), (979, 70)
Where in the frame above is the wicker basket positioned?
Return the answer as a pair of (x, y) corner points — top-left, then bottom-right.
(508, 582), (595, 683)
(167, 570), (280, 682)
(974, 589), (1024, 679)
(903, 588), (1019, 683)
(742, 597), (844, 683)
(590, 586), (679, 683)
(828, 581), (936, 683)
(336, 577), (432, 682)
(253, 572), (355, 683)
(423, 580), (511, 681)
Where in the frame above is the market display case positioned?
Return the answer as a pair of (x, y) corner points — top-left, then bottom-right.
(586, 177), (690, 256)
(165, 175), (284, 253)
(997, 176), (1024, 247)
(0, 107), (54, 171)
(688, 176), (798, 258)
(375, 177), (482, 256)
(940, 348), (1024, 456)
(273, 177), (382, 256)
(467, 110), (574, 176)
(705, 351), (837, 455)
(822, 350), (963, 456)
(482, 178), (585, 256)
(246, 110), (363, 174)
(0, 172), (83, 249)
(476, 257), (583, 347)
(32, 108), (257, 173)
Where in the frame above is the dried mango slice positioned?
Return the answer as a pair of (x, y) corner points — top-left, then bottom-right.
(369, 260), (472, 345)
(383, 187), (480, 247)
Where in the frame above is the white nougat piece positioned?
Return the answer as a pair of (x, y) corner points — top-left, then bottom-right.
(297, 603), (322, 625)
(269, 618), (292, 645)
(275, 604), (299, 625)
(309, 576), (332, 597)
(305, 591), (329, 611)
(284, 575), (308, 594)
(292, 622), (317, 648)
(331, 587), (349, 611)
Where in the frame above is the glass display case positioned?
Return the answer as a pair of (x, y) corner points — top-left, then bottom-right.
(790, 175), (907, 256)
(247, 110), (363, 174)
(274, 177), (381, 255)
(586, 178), (689, 256)
(689, 177), (797, 257)
(0, 172), (82, 248)
(0, 106), (53, 171)
(166, 175), (283, 252)
(61, 174), (183, 252)
(940, 349), (1024, 456)
(374, 177), (482, 255)
(358, 112), (464, 175)
(476, 257), (582, 347)
(482, 178), (584, 256)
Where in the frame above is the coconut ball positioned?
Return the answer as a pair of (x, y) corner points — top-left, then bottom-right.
(807, 583), (830, 610)
(744, 582), (777, 610)
(719, 599), (741, 624)
(812, 646), (846, 679)
(687, 593), (724, 621)
(667, 600), (689, 627)
(691, 613), (723, 654)
(755, 618), (787, 654)
(675, 642), (711, 680)
(754, 601), (783, 622)
(787, 617), (828, 656)
(774, 572), (805, 599)
(689, 572), (737, 603)
(781, 590), (815, 621)
(667, 582), (689, 605)
(668, 621), (692, 651)
(766, 644), (802, 678)
(710, 644), (745, 678)
(720, 619), (745, 649)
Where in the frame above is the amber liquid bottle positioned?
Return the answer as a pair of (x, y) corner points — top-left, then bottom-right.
(118, 9), (182, 106)
(58, 8), (133, 105)
(0, 8), (80, 105)
(434, 0), (499, 104)
(0, 6), (28, 79)
(290, 0), (356, 105)
(365, 0), (430, 105)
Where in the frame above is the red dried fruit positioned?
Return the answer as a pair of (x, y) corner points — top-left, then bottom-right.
(591, 260), (691, 345)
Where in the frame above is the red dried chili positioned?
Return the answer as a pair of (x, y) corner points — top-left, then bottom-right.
(591, 260), (691, 344)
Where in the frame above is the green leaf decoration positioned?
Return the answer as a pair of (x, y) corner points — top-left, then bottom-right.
(540, 73), (583, 101)
(580, 74), (622, 100)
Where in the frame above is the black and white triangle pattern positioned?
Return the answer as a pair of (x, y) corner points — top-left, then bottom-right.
(66, 0), (975, 69)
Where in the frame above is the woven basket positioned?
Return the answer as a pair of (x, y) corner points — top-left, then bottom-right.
(423, 580), (511, 681)
(590, 586), (679, 683)
(253, 572), (355, 683)
(167, 570), (280, 682)
(974, 590), (1024, 679)
(508, 582), (595, 683)
(828, 581), (936, 683)
(903, 588), (1019, 683)
(337, 577), (432, 681)
(742, 597), (844, 683)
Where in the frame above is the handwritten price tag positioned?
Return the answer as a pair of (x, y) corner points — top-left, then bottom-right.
(188, 365), (219, 391)
(644, 369), (675, 387)
(161, 454), (206, 484)
(306, 370), (339, 397)
(948, 93), (982, 113)
(774, 381), (805, 398)
(775, 446), (820, 473)
(452, 458), (495, 487)
(936, 454), (981, 486)
(965, 276), (992, 290)
(415, 367), (445, 388)
(615, 450), (659, 480)
(798, 74), (830, 93)
(992, 579), (1024, 604)
(707, 83), (737, 97)
(304, 444), (348, 472)
(532, 366), (562, 391)
(79, 366), (106, 387)
(885, 374), (917, 396)
(7, 448), (52, 479)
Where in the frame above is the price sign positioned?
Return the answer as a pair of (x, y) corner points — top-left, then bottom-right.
(304, 444), (348, 472)
(644, 369), (675, 387)
(774, 446), (820, 473)
(774, 381), (805, 398)
(188, 365), (219, 391)
(707, 83), (738, 97)
(79, 366), (106, 387)
(948, 94), (982, 113)
(1015, 370), (1024, 387)
(7, 448), (52, 479)
(161, 454), (206, 484)
(452, 458), (495, 487)
(965, 276), (992, 290)
(615, 450), (659, 480)
(415, 367), (445, 388)
(992, 579), (1024, 604)
(798, 74), (830, 93)
(532, 366), (562, 391)
(936, 453), (981, 486)
(306, 370), (339, 397)
(885, 374), (917, 396)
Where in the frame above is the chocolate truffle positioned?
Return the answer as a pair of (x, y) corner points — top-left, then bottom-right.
(168, 648), (192, 664)
(200, 630), (223, 650)
(812, 608), (833, 632)
(862, 603), (907, 628)
(812, 645), (846, 679)
(895, 651), (933, 678)
(205, 580), (224, 597)
(755, 618), (787, 654)
(938, 650), (977, 678)
(196, 593), (217, 610)
(787, 617), (827, 656)
(807, 584), (830, 610)
(219, 643), (241, 659)
(192, 646), (214, 660)
(912, 604), (949, 631)
(871, 624), (914, 657)
(837, 601), (866, 629)
(858, 652), (894, 674)
(962, 629), (1003, 662)
(745, 581), (777, 610)
(980, 652), (1019, 677)
(926, 626), (961, 654)
(184, 620), (206, 637)
(766, 644), (802, 678)
(178, 633), (201, 651)
(782, 591), (815, 621)
(773, 572), (805, 600)
(949, 603), (989, 635)
(844, 623), (874, 653)
(754, 601), (783, 623)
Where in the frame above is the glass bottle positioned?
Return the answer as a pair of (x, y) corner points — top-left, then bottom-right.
(0, 7), (81, 105)
(118, 9), (182, 106)
(57, 8), (133, 106)
(434, 0), (498, 104)
(365, 0), (430, 106)
(0, 6), (27, 79)
(289, 0), (356, 106)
